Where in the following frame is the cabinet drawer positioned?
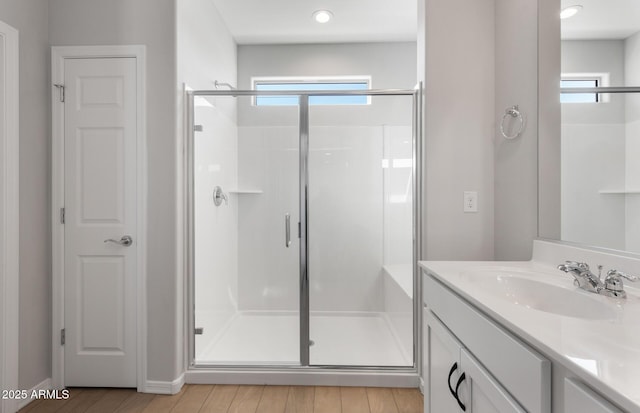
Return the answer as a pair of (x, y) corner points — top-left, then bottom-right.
(423, 270), (551, 413)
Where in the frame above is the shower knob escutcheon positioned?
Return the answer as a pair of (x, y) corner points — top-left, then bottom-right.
(213, 186), (228, 206)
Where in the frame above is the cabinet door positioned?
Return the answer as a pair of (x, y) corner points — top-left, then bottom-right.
(425, 310), (464, 413)
(460, 349), (526, 413)
(564, 379), (623, 413)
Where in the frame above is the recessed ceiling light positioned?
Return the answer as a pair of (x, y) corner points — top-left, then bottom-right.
(560, 5), (583, 19)
(312, 10), (333, 24)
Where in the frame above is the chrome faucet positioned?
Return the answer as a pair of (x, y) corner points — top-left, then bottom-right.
(557, 261), (639, 299)
(557, 261), (601, 293)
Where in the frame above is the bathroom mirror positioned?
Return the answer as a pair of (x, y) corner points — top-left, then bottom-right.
(557, 0), (640, 253)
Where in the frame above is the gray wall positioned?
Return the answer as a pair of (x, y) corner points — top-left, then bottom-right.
(0, 0), (51, 390)
(422, 0), (496, 260)
(237, 42), (416, 91)
(49, 0), (180, 382)
(494, 0), (541, 260)
(421, 0), (556, 261)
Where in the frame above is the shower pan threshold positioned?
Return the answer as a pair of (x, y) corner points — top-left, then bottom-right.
(195, 311), (412, 368)
(188, 310), (417, 387)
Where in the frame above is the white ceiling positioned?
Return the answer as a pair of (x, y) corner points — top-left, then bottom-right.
(211, 0), (418, 45)
(561, 0), (640, 40)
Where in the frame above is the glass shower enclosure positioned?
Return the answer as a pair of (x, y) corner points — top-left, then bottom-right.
(187, 87), (420, 370)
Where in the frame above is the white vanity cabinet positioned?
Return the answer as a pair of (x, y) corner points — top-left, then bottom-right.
(423, 270), (552, 413)
(424, 309), (526, 413)
(564, 379), (624, 413)
(423, 308), (466, 412)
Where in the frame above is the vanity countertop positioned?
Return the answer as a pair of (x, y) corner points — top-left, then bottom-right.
(420, 258), (640, 413)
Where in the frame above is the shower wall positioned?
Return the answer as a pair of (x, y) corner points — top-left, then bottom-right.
(561, 40), (626, 250)
(177, 0), (238, 355)
(625, 31), (640, 251)
(236, 42), (417, 313)
(193, 101), (239, 349)
(383, 125), (414, 267)
(237, 118), (300, 311)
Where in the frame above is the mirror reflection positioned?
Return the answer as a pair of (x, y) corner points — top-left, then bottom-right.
(561, 0), (640, 252)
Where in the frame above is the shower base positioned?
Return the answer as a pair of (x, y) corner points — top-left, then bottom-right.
(195, 311), (411, 367)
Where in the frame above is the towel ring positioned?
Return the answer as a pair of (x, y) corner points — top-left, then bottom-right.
(500, 105), (525, 140)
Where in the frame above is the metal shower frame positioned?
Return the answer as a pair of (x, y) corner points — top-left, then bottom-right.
(186, 86), (423, 375)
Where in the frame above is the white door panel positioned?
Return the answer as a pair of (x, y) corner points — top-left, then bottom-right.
(461, 349), (525, 413)
(564, 379), (623, 413)
(64, 57), (137, 387)
(425, 310), (463, 413)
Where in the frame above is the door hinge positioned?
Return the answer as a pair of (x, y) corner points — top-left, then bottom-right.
(60, 328), (65, 345)
(60, 207), (65, 224)
(194, 327), (204, 335)
(54, 84), (65, 103)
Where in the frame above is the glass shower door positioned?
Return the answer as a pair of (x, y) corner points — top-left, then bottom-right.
(192, 94), (301, 366)
(307, 94), (415, 367)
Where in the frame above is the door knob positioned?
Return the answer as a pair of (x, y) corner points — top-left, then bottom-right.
(104, 235), (133, 247)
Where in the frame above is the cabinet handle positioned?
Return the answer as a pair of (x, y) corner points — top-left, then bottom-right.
(447, 362), (459, 400)
(454, 372), (467, 411)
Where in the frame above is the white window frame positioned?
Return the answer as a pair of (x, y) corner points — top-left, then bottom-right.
(251, 75), (372, 106)
(561, 72), (610, 103)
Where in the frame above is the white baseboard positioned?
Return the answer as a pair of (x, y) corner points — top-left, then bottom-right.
(142, 373), (185, 395)
(17, 378), (53, 410)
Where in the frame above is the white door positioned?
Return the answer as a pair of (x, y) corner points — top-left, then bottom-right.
(63, 57), (137, 387)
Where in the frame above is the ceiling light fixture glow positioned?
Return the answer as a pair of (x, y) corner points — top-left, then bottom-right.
(312, 10), (333, 24)
(560, 5), (583, 19)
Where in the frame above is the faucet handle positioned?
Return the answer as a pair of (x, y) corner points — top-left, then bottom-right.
(607, 269), (639, 282)
(604, 270), (638, 298)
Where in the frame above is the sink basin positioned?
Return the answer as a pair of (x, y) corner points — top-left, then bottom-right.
(462, 270), (618, 320)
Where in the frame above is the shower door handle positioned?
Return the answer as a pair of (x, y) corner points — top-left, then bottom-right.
(285, 213), (292, 248)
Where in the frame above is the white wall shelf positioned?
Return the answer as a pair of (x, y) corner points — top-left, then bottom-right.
(383, 264), (413, 299)
(228, 189), (263, 194)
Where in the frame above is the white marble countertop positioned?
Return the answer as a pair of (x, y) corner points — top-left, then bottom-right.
(419, 258), (640, 413)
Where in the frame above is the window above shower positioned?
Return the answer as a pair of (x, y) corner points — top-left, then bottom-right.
(252, 76), (371, 106)
(560, 73), (609, 103)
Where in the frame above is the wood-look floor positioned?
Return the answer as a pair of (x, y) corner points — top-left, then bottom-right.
(19, 385), (423, 413)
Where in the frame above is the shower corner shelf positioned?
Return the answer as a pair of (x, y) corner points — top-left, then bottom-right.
(228, 189), (263, 194)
